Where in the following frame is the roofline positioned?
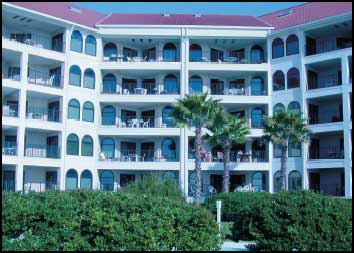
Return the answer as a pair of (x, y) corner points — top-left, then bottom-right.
(268, 11), (352, 36)
(96, 24), (274, 30)
(258, 2), (311, 17)
(3, 2), (100, 32)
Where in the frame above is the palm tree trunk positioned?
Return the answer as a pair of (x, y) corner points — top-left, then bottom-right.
(223, 143), (231, 192)
(280, 144), (288, 191)
(194, 126), (203, 203)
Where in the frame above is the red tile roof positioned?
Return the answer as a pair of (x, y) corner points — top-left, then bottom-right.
(259, 2), (352, 30)
(96, 13), (271, 27)
(6, 2), (106, 28)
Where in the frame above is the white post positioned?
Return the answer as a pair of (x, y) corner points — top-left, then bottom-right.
(216, 200), (222, 234)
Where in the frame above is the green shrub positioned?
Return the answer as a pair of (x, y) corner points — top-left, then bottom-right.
(2, 190), (221, 251)
(203, 192), (272, 241)
(248, 191), (352, 251)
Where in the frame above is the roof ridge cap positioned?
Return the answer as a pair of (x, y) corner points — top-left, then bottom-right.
(258, 2), (311, 17)
(96, 13), (112, 26)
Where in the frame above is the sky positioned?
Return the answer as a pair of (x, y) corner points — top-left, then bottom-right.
(73, 2), (306, 16)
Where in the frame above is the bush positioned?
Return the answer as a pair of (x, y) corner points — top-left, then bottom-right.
(203, 192), (272, 241)
(2, 190), (221, 251)
(248, 191), (352, 251)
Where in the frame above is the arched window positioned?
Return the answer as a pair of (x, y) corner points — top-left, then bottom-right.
(287, 67), (300, 89)
(286, 34), (299, 56)
(85, 35), (96, 56)
(163, 74), (179, 94)
(288, 170), (302, 190)
(273, 143), (282, 158)
(252, 140), (266, 162)
(101, 105), (116, 125)
(68, 99), (80, 120)
(273, 70), (285, 91)
(252, 172), (266, 192)
(288, 140), (301, 157)
(250, 45), (264, 63)
(189, 44), (202, 62)
(81, 135), (93, 156)
(67, 134), (79, 155)
(101, 138), (115, 159)
(162, 106), (175, 127)
(189, 75), (203, 94)
(66, 169), (78, 190)
(273, 103), (285, 115)
(70, 30), (83, 53)
(104, 43), (117, 58)
(100, 170), (114, 191)
(82, 101), (94, 122)
(188, 138), (195, 159)
(251, 76), (265, 95)
(102, 74), (116, 93)
(251, 108), (264, 128)
(80, 170), (92, 189)
(83, 68), (95, 89)
(69, 65), (81, 86)
(273, 171), (282, 193)
(288, 101), (301, 115)
(272, 38), (284, 59)
(162, 138), (176, 161)
(163, 43), (177, 62)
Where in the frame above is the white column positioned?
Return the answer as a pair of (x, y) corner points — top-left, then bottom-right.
(342, 89), (352, 197)
(21, 52), (28, 84)
(180, 30), (189, 96)
(341, 55), (349, 86)
(179, 128), (186, 195)
(268, 102), (273, 193)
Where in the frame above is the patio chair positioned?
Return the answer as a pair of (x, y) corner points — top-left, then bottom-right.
(142, 119), (150, 128)
(126, 56), (132, 62)
(99, 152), (106, 160)
(208, 185), (217, 196)
(123, 89), (130, 95)
(143, 56), (148, 62)
(129, 118), (139, 128)
(234, 186), (243, 192)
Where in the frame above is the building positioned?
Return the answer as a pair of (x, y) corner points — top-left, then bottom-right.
(2, 2), (352, 198)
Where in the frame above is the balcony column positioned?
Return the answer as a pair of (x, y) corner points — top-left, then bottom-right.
(179, 128), (187, 196)
(341, 55), (349, 85)
(91, 168), (100, 190)
(180, 31), (189, 96)
(64, 26), (72, 54)
(15, 164), (24, 192)
(268, 103), (274, 193)
(20, 52), (28, 83)
(344, 165), (352, 198)
(116, 139), (121, 159)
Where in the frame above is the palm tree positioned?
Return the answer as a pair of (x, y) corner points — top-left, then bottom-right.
(205, 106), (250, 192)
(170, 93), (221, 203)
(262, 111), (311, 191)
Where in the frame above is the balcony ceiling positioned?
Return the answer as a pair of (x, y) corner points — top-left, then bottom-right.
(2, 86), (19, 97)
(102, 69), (180, 78)
(2, 48), (22, 63)
(191, 38), (266, 50)
(307, 20), (352, 38)
(26, 90), (60, 100)
(307, 58), (341, 70)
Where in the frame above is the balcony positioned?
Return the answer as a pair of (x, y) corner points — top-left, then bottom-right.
(27, 69), (63, 88)
(2, 141), (17, 156)
(191, 50), (266, 64)
(103, 50), (180, 63)
(2, 104), (18, 117)
(24, 144), (61, 159)
(99, 150), (177, 162)
(101, 82), (180, 95)
(23, 182), (59, 193)
(26, 107), (61, 122)
(308, 110), (342, 125)
(305, 38), (352, 56)
(308, 146), (344, 160)
(189, 150), (268, 163)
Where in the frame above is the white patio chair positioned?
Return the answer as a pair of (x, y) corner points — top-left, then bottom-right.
(234, 186), (243, 192)
(126, 56), (132, 62)
(142, 119), (150, 128)
(99, 152), (106, 160)
(208, 185), (217, 196)
(130, 118), (139, 128)
(123, 89), (130, 95)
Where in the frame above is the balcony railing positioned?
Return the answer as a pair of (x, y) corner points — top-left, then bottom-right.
(101, 116), (176, 128)
(309, 183), (344, 197)
(24, 144), (61, 158)
(101, 83), (180, 95)
(2, 141), (17, 156)
(3, 29), (64, 52)
(24, 182), (59, 193)
(308, 146), (344, 159)
(99, 150), (177, 162)
(102, 50), (180, 62)
(26, 107), (61, 122)
(191, 50), (266, 64)
(194, 150), (268, 162)
(308, 73), (341, 90)
(2, 180), (15, 192)
(28, 69), (63, 88)
(2, 68), (21, 81)
(306, 38), (352, 56)
(308, 110), (342, 125)
(2, 104), (18, 117)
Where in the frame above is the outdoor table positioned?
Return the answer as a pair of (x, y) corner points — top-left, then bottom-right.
(134, 88), (146, 95)
(132, 56), (142, 62)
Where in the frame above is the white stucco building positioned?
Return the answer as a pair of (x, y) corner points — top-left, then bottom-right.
(2, 2), (352, 198)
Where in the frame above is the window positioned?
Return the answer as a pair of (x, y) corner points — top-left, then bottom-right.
(80, 170), (92, 189)
(163, 74), (179, 94)
(252, 172), (266, 192)
(272, 38), (284, 59)
(104, 43), (117, 58)
(288, 141), (301, 157)
(163, 43), (177, 62)
(288, 170), (302, 190)
(82, 101), (94, 122)
(100, 170), (114, 191)
(188, 138), (195, 159)
(69, 65), (81, 86)
(273, 103), (285, 116)
(273, 70), (285, 91)
(65, 169), (78, 190)
(288, 101), (301, 115)
(274, 143), (282, 158)
(83, 68), (95, 89)
(66, 134), (79, 155)
(189, 75), (203, 94)
(3, 171), (15, 192)
(123, 47), (138, 61)
(162, 106), (175, 127)
(252, 140), (266, 161)
(273, 171), (282, 193)
(101, 106), (116, 125)
(287, 67), (300, 89)
(251, 76), (265, 95)
(251, 108), (264, 128)
(68, 99), (80, 120)
(81, 135), (93, 156)
(162, 138), (176, 160)
(102, 74), (116, 93)
(250, 45), (264, 63)
(189, 44), (202, 62)
(101, 138), (115, 159)
(286, 34), (299, 56)
(70, 30), (83, 53)
(85, 35), (96, 56)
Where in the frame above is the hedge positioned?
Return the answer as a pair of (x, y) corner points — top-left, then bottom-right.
(2, 190), (221, 251)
